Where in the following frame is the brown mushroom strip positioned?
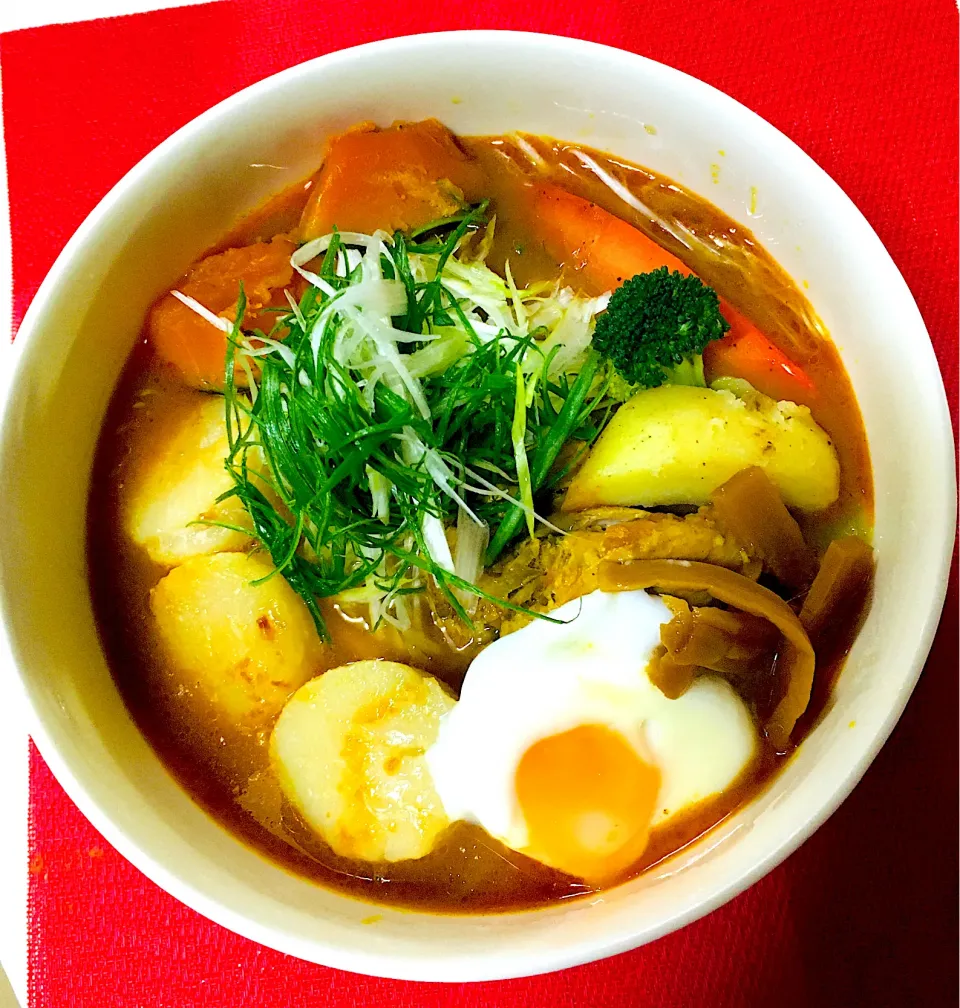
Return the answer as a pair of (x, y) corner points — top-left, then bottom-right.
(711, 466), (817, 590)
(598, 559), (816, 751)
(799, 535), (874, 646)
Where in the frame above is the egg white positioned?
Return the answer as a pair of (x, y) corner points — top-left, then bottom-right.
(426, 589), (758, 856)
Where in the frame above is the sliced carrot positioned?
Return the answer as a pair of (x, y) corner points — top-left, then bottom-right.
(530, 183), (688, 296)
(703, 305), (818, 405)
(530, 183), (817, 402)
(148, 236), (295, 388)
(300, 120), (486, 240)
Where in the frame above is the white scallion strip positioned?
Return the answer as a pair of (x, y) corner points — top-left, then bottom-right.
(421, 513), (455, 573)
(382, 593), (412, 632)
(290, 230), (386, 292)
(283, 287), (306, 329)
(252, 336), (297, 369)
(290, 240), (337, 293)
(170, 290), (233, 332)
(511, 366), (535, 537)
(238, 355), (259, 402)
(463, 466), (566, 537)
(572, 149), (698, 258)
(366, 466), (392, 523)
(453, 506), (489, 614)
(508, 133), (549, 173)
(422, 448), (482, 525)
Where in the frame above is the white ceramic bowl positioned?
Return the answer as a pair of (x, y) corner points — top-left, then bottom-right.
(0, 31), (954, 982)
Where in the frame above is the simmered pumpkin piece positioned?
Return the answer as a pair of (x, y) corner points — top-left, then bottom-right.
(299, 120), (486, 240)
(149, 235), (295, 388)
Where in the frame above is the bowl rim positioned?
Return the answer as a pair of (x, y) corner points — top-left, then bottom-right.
(0, 28), (955, 982)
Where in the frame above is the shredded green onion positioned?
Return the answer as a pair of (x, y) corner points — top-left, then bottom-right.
(185, 205), (612, 635)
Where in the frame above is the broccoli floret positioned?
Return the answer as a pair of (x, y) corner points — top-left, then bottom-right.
(592, 267), (729, 389)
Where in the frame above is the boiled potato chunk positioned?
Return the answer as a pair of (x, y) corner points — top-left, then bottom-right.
(271, 660), (455, 863)
(151, 551), (323, 723)
(125, 394), (256, 565)
(563, 385), (839, 513)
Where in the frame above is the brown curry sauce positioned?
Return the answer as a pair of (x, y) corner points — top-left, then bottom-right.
(87, 131), (873, 914)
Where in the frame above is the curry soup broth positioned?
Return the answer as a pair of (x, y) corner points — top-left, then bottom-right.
(88, 133), (872, 914)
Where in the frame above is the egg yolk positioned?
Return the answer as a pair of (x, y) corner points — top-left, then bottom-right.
(515, 724), (661, 884)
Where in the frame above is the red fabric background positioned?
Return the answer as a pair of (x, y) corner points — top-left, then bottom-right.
(3, 1), (957, 1005)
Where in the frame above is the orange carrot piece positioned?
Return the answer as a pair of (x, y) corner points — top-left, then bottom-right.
(300, 120), (486, 240)
(703, 305), (817, 405)
(148, 236), (295, 388)
(530, 183), (816, 402)
(530, 183), (689, 296)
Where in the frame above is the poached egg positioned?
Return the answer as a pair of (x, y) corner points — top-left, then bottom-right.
(426, 589), (757, 883)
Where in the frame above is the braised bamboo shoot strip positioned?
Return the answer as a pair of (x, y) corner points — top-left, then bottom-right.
(597, 558), (816, 751)
(711, 466), (817, 590)
(799, 536), (874, 645)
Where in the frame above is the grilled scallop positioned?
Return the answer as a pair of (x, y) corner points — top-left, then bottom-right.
(271, 660), (455, 862)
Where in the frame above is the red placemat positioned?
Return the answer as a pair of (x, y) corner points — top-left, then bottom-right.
(4, 2), (958, 1005)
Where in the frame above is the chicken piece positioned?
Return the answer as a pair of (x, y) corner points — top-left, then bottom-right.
(498, 507), (755, 630)
(271, 660), (455, 862)
(299, 120), (486, 240)
(149, 235), (295, 388)
(429, 507), (756, 647)
(124, 393), (256, 566)
(151, 551), (323, 724)
(553, 505), (687, 532)
(563, 384), (840, 514)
